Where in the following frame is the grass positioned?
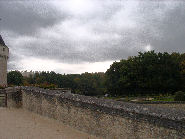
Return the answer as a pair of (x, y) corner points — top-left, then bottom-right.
(151, 96), (174, 102)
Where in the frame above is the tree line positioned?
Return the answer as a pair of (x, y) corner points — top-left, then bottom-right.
(106, 51), (185, 96)
(7, 51), (185, 96)
(8, 71), (105, 96)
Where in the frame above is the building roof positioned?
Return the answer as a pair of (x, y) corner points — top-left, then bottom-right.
(0, 35), (6, 46)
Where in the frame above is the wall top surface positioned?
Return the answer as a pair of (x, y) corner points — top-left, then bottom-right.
(21, 87), (185, 123)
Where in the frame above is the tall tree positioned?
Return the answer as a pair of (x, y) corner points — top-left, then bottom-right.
(7, 71), (23, 86)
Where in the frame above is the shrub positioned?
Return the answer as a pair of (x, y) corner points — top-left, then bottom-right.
(174, 91), (185, 101)
(39, 83), (57, 89)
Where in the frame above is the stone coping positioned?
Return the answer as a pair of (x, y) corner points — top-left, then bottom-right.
(8, 86), (185, 131)
(130, 101), (185, 104)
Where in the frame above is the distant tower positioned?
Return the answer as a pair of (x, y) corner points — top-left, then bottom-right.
(0, 35), (9, 87)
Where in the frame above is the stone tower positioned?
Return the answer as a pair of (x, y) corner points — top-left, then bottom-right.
(0, 35), (9, 87)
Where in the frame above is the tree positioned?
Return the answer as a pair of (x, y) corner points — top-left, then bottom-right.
(23, 71), (106, 96)
(105, 51), (185, 96)
(7, 71), (23, 86)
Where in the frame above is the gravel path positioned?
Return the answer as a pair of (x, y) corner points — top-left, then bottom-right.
(0, 108), (99, 139)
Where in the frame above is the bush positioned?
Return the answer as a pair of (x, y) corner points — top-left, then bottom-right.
(38, 83), (57, 89)
(7, 71), (23, 86)
(174, 91), (185, 101)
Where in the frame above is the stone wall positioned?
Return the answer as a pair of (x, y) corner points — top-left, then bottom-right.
(7, 87), (185, 138)
(0, 89), (6, 107)
(6, 87), (22, 108)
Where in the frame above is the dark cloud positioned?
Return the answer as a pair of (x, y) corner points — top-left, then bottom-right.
(135, 1), (185, 52)
(0, 1), (66, 35)
(0, 0), (184, 72)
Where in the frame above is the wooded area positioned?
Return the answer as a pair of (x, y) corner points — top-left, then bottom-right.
(7, 51), (185, 97)
(106, 51), (185, 96)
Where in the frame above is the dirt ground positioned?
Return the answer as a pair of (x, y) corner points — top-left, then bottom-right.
(0, 108), (99, 139)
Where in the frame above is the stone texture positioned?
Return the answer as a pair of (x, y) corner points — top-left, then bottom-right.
(6, 87), (185, 138)
(6, 87), (22, 108)
(0, 37), (9, 87)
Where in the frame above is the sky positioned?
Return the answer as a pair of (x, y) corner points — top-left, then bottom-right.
(0, 0), (185, 74)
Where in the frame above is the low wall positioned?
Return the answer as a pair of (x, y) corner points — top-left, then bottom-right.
(6, 87), (22, 108)
(7, 87), (185, 138)
(130, 101), (185, 104)
(0, 89), (6, 107)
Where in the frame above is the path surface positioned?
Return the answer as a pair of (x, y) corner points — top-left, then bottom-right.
(0, 108), (99, 139)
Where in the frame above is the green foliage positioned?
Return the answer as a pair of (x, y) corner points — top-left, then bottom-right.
(38, 83), (57, 89)
(152, 95), (174, 102)
(9, 51), (185, 97)
(23, 71), (106, 96)
(174, 91), (185, 101)
(105, 51), (185, 96)
(7, 71), (23, 86)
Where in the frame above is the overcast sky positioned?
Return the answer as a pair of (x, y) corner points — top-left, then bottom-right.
(0, 0), (185, 74)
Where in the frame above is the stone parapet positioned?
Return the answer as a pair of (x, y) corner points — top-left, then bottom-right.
(6, 86), (185, 138)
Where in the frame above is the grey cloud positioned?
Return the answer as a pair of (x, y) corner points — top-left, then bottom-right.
(0, 1), (185, 71)
(135, 2), (185, 52)
(0, 1), (66, 35)
(151, 4), (185, 52)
